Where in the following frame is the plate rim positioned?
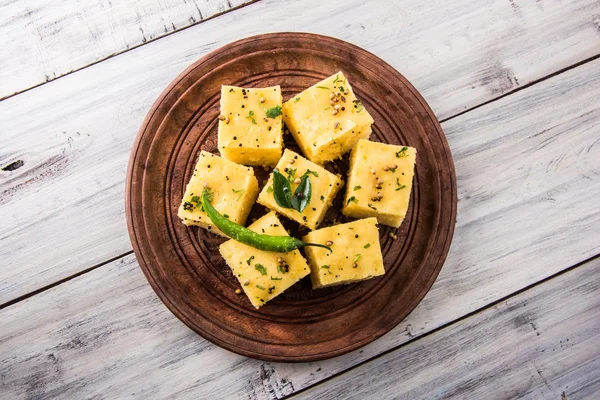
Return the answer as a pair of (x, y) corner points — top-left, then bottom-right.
(125, 32), (457, 362)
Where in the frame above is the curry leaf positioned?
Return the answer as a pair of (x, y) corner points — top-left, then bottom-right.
(272, 169), (293, 208)
(291, 174), (312, 213)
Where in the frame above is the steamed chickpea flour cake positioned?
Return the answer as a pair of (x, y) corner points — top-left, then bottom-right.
(344, 139), (417, 227)
(177, 151), (259, 235)
(257, 149), (343, 230)
(179, 72), (416, 308)
(218, 85), (283, 166)
(282, 71), (374, 164)
(303, 218), (385, 289)
(219, 212), (311, 308)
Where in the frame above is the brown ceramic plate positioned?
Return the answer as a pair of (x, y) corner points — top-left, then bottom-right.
(126, 33), (456, 362)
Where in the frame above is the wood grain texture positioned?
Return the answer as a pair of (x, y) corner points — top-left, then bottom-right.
(1, 56), (599, 399)
(126, 33), (456, 361)
(0, 0), (255, 99)
(1, 0), (598, 109)
(2, 0), (600, 305)
(294, 258), (600, 400)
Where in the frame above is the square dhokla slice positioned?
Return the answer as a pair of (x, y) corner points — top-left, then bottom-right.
(303, 217), (384, 289)
(257, 149), (343, 230)
(282, 71), (374, 164)
(178, 151), (259, 236)
(342, 139), (417, 228)
(219, 212), (311, 308)
(218, 85), (283, 166)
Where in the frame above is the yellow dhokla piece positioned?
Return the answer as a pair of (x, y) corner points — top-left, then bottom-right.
(178, 151), (259, 236)
(218, 85), (283, 166)
(219, 212), (311, 308)
(303, 218), (384, 289)
(342, 139), (417, 228)
(257, 149), (343, 230)
(282, 71), (374, 164)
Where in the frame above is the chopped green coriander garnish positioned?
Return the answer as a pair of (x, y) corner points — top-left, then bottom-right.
(265, 105), (282, 119)
(395, 147), (408, 158)
(255, 264), (267, 276)
(277, 264), (288, 274)
(286, 168), (297, 183)
(353, 100), (364, 112)
(396, 178), (406, 191)
(246, 110), (257, 124)
(232, 188), (245, 200)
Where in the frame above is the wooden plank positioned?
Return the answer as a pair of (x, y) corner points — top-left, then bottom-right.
(294, 258), (600, 400)
(1, 0), (599, 107)
(1, 56), (600, 399)
(1, 0), (600, 305)
(3, 259), (599, 400)
(0, 0), (255, 99)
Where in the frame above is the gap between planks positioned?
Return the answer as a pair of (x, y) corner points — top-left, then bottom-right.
(439, 53), (600, 124)
(284, 252), (600, 399)
(0, 0), (261, 102)
(0, 251), (133, 311)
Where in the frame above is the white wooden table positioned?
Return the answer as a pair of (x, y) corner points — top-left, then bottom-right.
(1, 1), (600, 398)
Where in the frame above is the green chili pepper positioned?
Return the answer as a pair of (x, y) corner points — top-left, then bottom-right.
(201, 189), (331, 253)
